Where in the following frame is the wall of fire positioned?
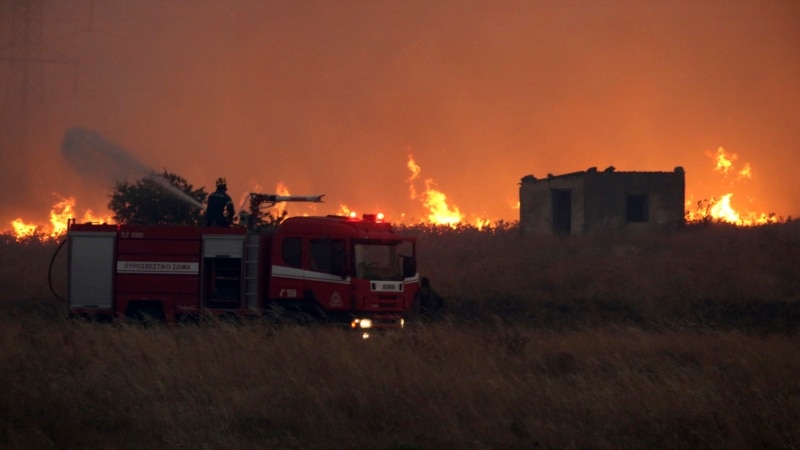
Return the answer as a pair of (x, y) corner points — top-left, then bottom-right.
(519, 166), (685, 236)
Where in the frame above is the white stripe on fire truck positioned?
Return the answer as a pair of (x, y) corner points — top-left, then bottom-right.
(270, 265), (350, 285)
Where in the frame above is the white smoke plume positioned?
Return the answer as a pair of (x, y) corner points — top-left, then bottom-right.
(60, 127), (203, 209)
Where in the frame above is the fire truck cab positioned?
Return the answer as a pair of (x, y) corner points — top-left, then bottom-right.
(66, 214), (420, 328)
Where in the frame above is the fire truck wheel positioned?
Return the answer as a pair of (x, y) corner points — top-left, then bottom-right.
(125, 302), (166, 325)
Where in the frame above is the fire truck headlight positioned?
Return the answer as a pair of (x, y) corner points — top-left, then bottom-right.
(351, 318), (373, 329)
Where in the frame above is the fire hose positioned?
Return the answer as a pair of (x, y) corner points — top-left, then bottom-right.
(48, 237), (68, 303)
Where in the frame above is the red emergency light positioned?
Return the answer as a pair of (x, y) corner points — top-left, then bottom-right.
(362, 213), (385, 223)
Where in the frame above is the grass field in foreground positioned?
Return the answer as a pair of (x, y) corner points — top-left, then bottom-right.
(1, 221), (798, 448)
(1, 314), (799, 449)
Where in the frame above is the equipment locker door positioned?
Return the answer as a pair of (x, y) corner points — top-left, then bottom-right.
(202, 234), (245, 309)
(68, 231), (116, 309)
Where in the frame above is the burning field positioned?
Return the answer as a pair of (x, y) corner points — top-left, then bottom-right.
(9, 195), (112, 241)
(2, 133), (789, 242)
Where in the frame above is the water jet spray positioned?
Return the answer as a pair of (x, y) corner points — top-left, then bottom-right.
(60, 127), (204, 210)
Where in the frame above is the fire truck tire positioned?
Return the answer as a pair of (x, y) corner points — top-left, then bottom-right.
(125, 301), (166, 324)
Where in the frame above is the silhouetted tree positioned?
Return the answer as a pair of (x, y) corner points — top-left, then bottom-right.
(108, 170), (207, 225)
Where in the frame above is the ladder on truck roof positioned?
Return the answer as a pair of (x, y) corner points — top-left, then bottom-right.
(239, 192), (325, 311)
(244, 232), (260, 311)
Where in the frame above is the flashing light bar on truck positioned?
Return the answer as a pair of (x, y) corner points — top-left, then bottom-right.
(346, 212), (385, 222)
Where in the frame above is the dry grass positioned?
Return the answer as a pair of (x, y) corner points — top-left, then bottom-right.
(1, 221), (799, 449)
(408, 220), (800, 331)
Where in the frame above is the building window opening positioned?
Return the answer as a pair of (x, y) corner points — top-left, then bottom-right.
(626, 195), (649, 222)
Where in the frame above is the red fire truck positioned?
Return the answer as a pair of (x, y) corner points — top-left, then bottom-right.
(65, 194), (420, 329)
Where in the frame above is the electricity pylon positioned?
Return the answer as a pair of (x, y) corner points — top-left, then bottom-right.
(0, 0), (78, 148)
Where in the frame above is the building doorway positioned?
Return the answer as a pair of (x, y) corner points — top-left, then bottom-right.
(552, 189), (572, 235)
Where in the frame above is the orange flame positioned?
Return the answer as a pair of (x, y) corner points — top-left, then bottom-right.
(709, 147), (754, 183)
(11, 219), (38, 239)
(737, 163), (752, 181)
(7, 195), (114, 241)
(710, 146), (735, 176)
(337, 204), (352, 216)
(406, 154), (462, 226)
(421, 178), (463, 226)
(407, 153), (421, 200)
(274, 181), (291, 217)
(687, 147), (781, 226)
(475, 217), (493, 230)
(265, 182), (322, 217)
(709, 193), (740, 223)
(405, 154), (497, 229)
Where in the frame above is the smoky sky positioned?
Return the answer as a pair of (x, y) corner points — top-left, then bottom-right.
(1, 0), (799, 226)
(60, 127), (152, 185)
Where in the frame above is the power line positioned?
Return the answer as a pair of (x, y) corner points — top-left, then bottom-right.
(0, 0), (80, 148)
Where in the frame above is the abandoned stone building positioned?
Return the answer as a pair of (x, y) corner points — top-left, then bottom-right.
(519, 166), (685, 236)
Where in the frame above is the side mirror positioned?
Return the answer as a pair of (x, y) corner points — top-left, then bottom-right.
(402, 256), (417, 279)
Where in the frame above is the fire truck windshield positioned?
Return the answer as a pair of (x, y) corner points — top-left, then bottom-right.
(354, 241), (412, 281)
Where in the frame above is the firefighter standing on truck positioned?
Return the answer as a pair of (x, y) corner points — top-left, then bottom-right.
(205, 177), (235, 227)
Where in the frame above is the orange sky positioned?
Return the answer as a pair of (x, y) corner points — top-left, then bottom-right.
(2, 0), (799, 228)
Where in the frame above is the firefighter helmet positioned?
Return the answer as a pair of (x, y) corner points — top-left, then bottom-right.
(216, 177), (227, 188)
